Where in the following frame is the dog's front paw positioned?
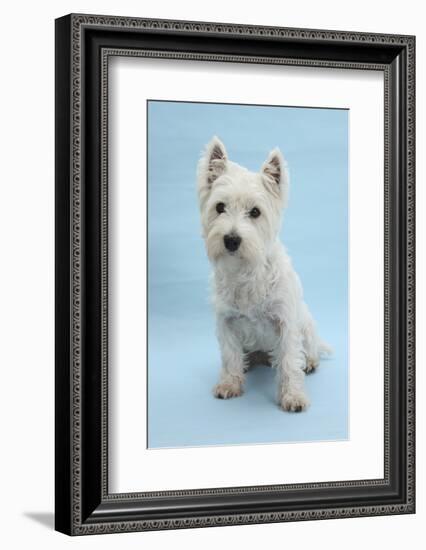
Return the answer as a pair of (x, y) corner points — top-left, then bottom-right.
(280, 391), (310, 412)
(214, 382), (243, 399)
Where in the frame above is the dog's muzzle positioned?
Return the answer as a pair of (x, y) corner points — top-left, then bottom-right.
(224, 234), (242, 252)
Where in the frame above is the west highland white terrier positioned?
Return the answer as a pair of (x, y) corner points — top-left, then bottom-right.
(197, 136), (331, 412)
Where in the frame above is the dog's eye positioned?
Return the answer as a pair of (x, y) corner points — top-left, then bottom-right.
(249, 207), (261, 218)
(216, 202), (226, 214)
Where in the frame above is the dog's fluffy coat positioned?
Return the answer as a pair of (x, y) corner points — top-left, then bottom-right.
(197, 137), (330, 412)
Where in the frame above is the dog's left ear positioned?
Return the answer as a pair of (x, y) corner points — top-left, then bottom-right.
(261, 148), (289, 206)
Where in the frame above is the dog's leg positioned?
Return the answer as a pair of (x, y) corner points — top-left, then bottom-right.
(274, 325), (309, 412)
(301, 304), (320, 373)
(213, 315), (245, 399)
(301, 302), (332, 372)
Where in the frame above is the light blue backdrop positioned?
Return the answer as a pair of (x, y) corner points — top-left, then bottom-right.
(147, 100), (348, 448)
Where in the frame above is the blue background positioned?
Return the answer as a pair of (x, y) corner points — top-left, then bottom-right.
(147, 100), (348, 448)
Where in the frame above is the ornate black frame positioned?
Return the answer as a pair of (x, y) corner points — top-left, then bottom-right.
(55, 13), (415, 536)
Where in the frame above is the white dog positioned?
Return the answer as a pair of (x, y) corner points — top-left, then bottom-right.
(197, 136), (330, 412)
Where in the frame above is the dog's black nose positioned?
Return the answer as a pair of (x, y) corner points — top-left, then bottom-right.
(224, 234), (242, 252)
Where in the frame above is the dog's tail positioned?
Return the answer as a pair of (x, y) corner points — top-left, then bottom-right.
(319, 340), (333, 358)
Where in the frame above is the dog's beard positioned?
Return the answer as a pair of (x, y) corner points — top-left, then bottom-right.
(205, 229), (265, 266)
(203, 201), (281, 267)
(205, 227), (225, 263)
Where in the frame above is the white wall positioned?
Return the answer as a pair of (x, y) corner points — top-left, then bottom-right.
(0, 0), (422, 547)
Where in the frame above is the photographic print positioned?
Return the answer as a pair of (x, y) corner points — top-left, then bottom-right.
(147, 100), (349, 449)
(56, 15), (414, 535)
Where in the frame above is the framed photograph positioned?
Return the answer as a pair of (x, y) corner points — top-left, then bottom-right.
(55, 13), (415, 535)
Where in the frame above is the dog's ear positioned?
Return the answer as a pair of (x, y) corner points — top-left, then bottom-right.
(204, 136), (228, 185)
(197, 136), (228, 207)
(261, 148), (289, 206)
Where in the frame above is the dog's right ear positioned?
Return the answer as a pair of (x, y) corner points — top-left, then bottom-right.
(198, 136), (227, 184)
(204, 136), (228, 184)
(197, 136), (228, 208)
(207, 136), (228, 185)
